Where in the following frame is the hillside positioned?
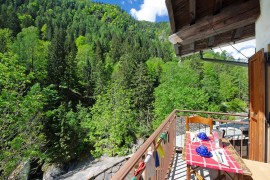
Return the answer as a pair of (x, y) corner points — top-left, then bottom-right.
(0, 0), (248, 178)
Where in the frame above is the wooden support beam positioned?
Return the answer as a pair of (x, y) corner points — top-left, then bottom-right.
(169, 34), (183, 44)
(208, 36), (215, 47)
(178, 24), (255, 56)
(166, 0), (176, 33)
(169, 0), (259, 46)
(232, 27), (244, 41)
(214, 0), (223, 15)
(189, 0), (196, 25)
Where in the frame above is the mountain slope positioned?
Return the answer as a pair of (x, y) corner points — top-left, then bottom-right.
(0, 0), (175, 178)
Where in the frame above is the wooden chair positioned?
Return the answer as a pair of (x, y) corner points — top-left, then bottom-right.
(186, 115), (213, 133)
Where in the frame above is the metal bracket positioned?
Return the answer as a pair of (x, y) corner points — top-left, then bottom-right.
(199, 50), (248, 67)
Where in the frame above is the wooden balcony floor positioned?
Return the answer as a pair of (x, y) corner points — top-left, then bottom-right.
(168, 153), (236, 180)
(168, 153), (215, 180)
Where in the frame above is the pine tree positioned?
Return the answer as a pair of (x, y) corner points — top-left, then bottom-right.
(47, 28), (67, 87)
(131, 62), (154, 135)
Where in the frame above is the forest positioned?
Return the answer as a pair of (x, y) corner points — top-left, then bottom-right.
(0, 0), (248, 178)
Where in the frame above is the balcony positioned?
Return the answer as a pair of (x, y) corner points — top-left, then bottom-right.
(112, 110), (251, 180)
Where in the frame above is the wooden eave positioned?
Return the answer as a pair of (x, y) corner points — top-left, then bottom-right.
(166, 0), (260, 56)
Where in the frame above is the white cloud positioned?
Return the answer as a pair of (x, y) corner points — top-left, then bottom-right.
(130, 0), (168, 22)
(122, 1), (125, 5)
(214, 39), (256, 60)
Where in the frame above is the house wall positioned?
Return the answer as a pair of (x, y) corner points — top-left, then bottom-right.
(256, 0), (270, 163)
(256, 0), (270, 50)
(266, 65), (270, 163)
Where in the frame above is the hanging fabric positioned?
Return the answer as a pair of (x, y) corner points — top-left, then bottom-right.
(130, 131), (169, 179)
(160, 132), (167, 144)
(142, 149), (156, 180)
(156, 138), (165, 158)
(154, 151), (160, 167)
(133, 161), (145, 180)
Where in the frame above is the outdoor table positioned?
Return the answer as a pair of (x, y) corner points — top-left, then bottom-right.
(182, 131), (252, 180)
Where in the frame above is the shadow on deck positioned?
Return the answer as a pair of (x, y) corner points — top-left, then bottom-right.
(168, 153), (236, 180)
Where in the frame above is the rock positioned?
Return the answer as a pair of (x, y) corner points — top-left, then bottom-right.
(111, 164), (120, 173)
(58, 155), (130, 180)
(104, 171), (112, 180)
(8, 160), (31, 180)
(106, 168), (112, 174)
(137, 138), (144, 147)
(94, 173), (104, 180)
(66, 153), (94, 172)
(131, 145), (137, 153)
(43, 163), (65, 180)
(132, 138), (145, 153)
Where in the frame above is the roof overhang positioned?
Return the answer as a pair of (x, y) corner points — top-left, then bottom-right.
(166, 0), (260, 56)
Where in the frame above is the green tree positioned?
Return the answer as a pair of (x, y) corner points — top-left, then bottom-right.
(201, 62), (220, 104)
(92, 41), (107, 96)
(47, 28), (67, 86)
(18, 14), (34, 29)
(131, 62), (154, 136)
(75, 36), (95, 95)
(12, 26), (49, 82)
(0, 28), (12, 53)
(146, 57), (164, 87)
(43, 102), (86, 163)
(84, 80), (136, 157)
(0, 53), (47, 178)
(153, 61), (209, 128)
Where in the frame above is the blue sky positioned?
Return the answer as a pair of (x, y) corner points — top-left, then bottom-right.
(93, 0), (169, 22)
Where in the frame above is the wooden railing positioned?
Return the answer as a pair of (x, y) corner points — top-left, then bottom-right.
(112, 110), (177, 180)
(112, 110), (249, 179)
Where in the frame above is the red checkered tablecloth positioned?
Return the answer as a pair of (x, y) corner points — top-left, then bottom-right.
(182, 132), (251, 175)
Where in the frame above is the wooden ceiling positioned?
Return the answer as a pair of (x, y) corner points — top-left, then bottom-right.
(166, 0), (260, 56)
